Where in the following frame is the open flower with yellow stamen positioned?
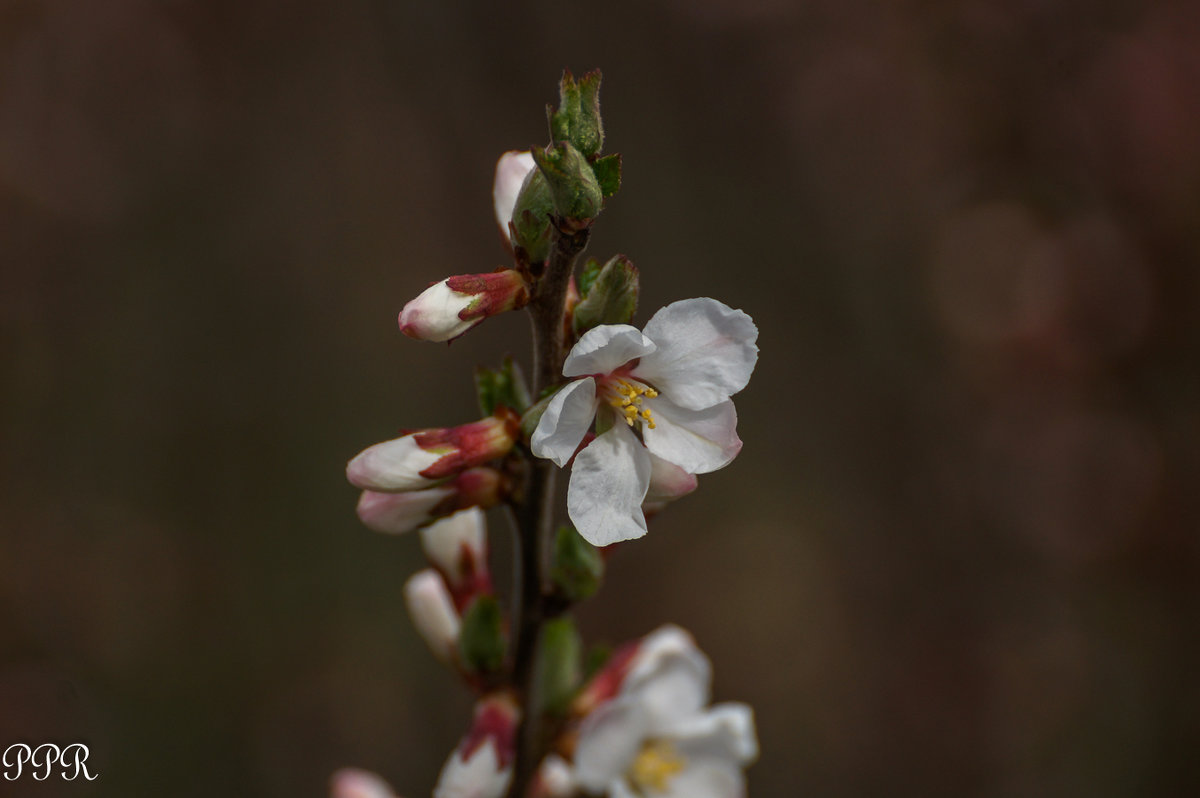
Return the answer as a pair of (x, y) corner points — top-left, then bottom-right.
(531, 297), (758, 546)
(571, 625), (758, 798)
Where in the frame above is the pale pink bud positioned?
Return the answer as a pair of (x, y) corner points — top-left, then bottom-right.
(355, 468), (505, 536)
(435, 693), (518, 798)
(399, 271), (530, 342)
(357, 487), (456, 535)
(403, 569), (460, 664)
(330, 768), (402, 798)
(493, 151), (536, 242)
(347, 412), (519, 493)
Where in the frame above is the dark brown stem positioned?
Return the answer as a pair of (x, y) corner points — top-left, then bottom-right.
(507, 222), (589, 798)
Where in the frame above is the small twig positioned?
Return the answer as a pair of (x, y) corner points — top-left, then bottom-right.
(507, 222), (589, 798)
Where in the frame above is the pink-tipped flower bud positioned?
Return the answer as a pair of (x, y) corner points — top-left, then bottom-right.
(435, 693), (519, 798)
(354, 468), (504, 536)
(403, 569), (460, 665)
(420, 507), (491, 609)
(330, 769), (402, 798)
(399, 271), (530, 343)
(347, 411), (519, 493)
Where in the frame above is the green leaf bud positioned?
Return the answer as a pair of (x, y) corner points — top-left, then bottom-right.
(510, 167), (555, 264)
(458, 595), (506, 674)
(538, 616), (583, 716)
(550, 524), (604, 602)
(531, 142), (604, 230)
(572, 255), (639, 335)
(475, 357), (532, 417)
(548, 69), (604, 158)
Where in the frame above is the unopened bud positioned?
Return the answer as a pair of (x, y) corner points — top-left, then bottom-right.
(547, 69), (604, 158)
(420, 507), (491, 607)
(571, 254), (639, 335)
(399, 271), (530, 342)
(404, 569), (461, 664)
(347, 411), (519, 492)
(493, 151), (536, 244)
(531, 142), (603, 230)
(434, 693), (518, 798)
(330, 769), (402, 798)
(355, 468), (504, 535)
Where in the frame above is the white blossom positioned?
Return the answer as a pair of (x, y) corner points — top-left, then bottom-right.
(531, 298), (758, 545)
(573, 626), (758, 798)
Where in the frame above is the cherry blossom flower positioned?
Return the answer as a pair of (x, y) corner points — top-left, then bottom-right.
(571, 626), (758, 798)
(531, 298), (758, 545)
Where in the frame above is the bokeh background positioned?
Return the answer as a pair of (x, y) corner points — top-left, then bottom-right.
(2, 1), (1198, 796)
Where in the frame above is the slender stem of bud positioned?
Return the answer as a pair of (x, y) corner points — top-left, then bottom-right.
(508, 222), (589, 798)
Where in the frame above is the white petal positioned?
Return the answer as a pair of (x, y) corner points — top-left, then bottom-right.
(567, 423), (651, 546)
(403, 570), (460, 664)
(608, 781), (640, 798)
(573, 698), (652, 791)
(563, 325), (657, 378)
(492, 151), (536, 241)
(434, 739), (511, 798)
(330, 768), (401, 798)
(624, 626), (711, 733)
(531, 378), (598, 467)
(347, 435), (446, 491)
(634, 298), (758, 410)
(420, 507), (486, 581)
(645, 452), (699, 503)
(667, 704), (759, 766)
(356, 488), (453, 534)
(653, 759), (744, 798)
(642, 399), (742, 475)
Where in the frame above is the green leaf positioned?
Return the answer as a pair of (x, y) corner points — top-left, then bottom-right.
(547, 69), (604, 158)
(550, 525), (604, 601)
(592, 154), (621, 198)
(458, 595), (506, 673)
(572, 255), (639, 335)
(475, 357), (532, 416)
(531, 142), (603, 227)
(539, 616), (583, 715)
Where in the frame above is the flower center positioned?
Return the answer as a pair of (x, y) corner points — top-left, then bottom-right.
(604, 378), (658, 429)
(628, 739), (685, 793)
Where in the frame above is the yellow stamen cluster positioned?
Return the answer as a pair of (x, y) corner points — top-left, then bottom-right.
(607, 379), (658, 429)
(629, 739), (686, 792)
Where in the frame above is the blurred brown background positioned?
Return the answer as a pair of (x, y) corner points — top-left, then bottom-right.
(2, 1), (1198, 796)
